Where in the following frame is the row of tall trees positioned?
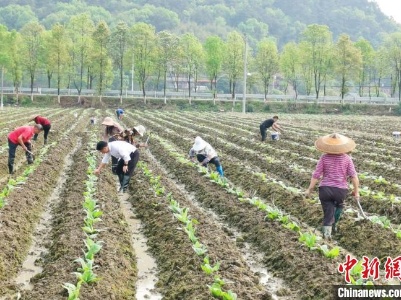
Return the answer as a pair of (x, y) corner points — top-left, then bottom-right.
(2, 14), (401, 104)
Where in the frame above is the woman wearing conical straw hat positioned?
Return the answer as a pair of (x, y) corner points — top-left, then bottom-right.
(305, 133), (360, 240)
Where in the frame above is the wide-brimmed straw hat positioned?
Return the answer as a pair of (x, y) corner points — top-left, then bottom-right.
(193, 136), (207, 151)
(133, 125), (146, 137)
(30, 114), (39, 120)
(315, 133), (356, 154)
(102, 117), (114, 126)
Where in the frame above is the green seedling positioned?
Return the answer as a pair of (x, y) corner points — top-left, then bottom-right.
(318, 245), (340, 259)
(174, 207), (189, 224)
(192, 241), (207, 256)
(201, 256), (220, 275)
(84, 238), (103, 260)
(283, 221), (300, 232)
(63, 282), (81, 300)
(299, 232), (318, 250)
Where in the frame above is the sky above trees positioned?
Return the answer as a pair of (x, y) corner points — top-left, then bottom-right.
(375, 0), (401, 24)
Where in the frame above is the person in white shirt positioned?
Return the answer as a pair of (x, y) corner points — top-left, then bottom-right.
(189, 136), (224, 176)
(94, 140), (139, 193)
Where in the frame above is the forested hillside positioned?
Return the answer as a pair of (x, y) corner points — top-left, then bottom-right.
(0, 0), (399, 47)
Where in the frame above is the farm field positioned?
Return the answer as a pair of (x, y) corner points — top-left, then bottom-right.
(0, 107), (400, 300)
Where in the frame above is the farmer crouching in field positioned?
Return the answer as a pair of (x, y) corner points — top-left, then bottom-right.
(94, 140), (139, 193)
(30, 115), (51, 145)
(189, 136), (224, 176)
(122, 125), (148, 148)
(102, 117), (124, 174)
(7, 124), (43, 174)
(305, 133), (360, 240)
(260, 115), (281, 141)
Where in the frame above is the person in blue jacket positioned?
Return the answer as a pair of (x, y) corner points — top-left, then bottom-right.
(116, 108), (124, 120)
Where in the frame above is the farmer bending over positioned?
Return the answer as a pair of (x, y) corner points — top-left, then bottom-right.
(7, 124), (43, 174)
(116, 108), (124, 120)
(189, 136), (224, 176)
(260, 115), (281, 141)
(94, 140), (139, 193)
(305, 133), (359, 240)
(30, 115), (51, 145)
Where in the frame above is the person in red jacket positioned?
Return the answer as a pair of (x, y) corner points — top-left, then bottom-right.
(7, 124), (43, 174)
(30, 115), (51, 144)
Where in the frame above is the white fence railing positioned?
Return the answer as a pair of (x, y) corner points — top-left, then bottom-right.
(1, 87), (400, 104)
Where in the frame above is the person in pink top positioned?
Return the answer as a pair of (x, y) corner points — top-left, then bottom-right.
(305, 133), (360, 239)
(30, 115), (51, 144)
(7, 124), (43, 174)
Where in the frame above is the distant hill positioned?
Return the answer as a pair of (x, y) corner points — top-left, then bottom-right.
(0, 0), (399, 47)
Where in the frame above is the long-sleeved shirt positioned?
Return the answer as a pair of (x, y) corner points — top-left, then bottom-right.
(312, 154), (357, 189)
(34, 116), (51, 126)
(102, 141), (137, 164)
(189, 142), (218, 160)
(8, 126), (35, 144)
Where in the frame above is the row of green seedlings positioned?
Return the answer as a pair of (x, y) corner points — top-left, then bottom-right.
(152, 134), (341, 260)
(0, 142), (54, 208)
(0, 109), (84, 208)
(256, 169), (401, 240)
(138, 161), (238, 300)
(358, 172), (401, 202)
(63, 130), (104, 300)
(139, 114), (401, 243)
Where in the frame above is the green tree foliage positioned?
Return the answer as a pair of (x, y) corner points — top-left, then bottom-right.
(42, 0), (112, 29)
(280, 42), (301, 98)
(92, 21), (112, 100)
(254, 38), (279, 99)
(333, 34), (362, 101)
(180, 33), (204, 99)
(301, 24), (333, 99)
(109, 21), (130, 101)
(125, 5), (180, 32)
(204, 35), (225, 99)
(129, 23), (157, 98)
(0, 5), (37, 31)
(156, 31), (179, 98)
(46, 23), (71, 101)
(223, 31), (244, 99)
(67, 14), (95, 101)
(355, 38), (375, 96)
(20, 21), (44, 98)
(383, 33), (401, 100)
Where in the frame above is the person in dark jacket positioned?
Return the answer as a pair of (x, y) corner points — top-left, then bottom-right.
(30, 115), (51, 144)
(259, 116), (282, 141)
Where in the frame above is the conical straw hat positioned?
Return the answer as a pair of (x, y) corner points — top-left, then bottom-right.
(314, 133), (356, 154)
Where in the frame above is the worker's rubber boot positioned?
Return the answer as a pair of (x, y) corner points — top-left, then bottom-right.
(216, 165), (224, 177)
(121, 175), (131, 193)
(44, 139), (47, 145)
(323, 226), (332, 240)
(26, 143), (34, 164)
(8, 163), (14, 175)
(333, 208), (343, 234)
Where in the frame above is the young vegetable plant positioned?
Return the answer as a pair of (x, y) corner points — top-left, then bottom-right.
(201, 256), (220, 275)
(318, 245), (340, 259)
(63, 282), (81, 300)
(299, 232), (319, 250)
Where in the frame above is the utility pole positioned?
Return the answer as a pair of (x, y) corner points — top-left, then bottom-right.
(242, 36), (247, 114)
